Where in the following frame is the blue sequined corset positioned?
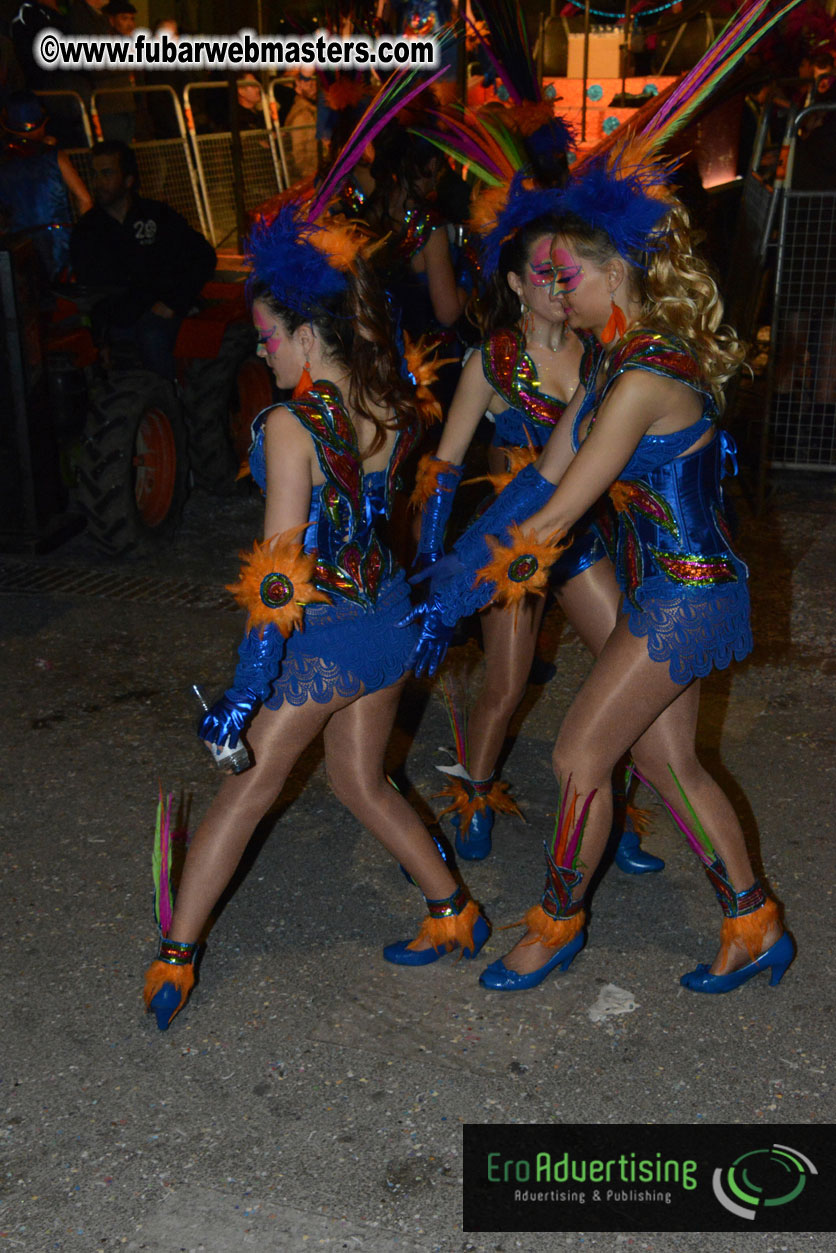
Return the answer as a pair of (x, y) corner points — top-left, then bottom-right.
(572, 331), (752, 683)
(483, 329), (598, 450)
(248, 383), (418, 608)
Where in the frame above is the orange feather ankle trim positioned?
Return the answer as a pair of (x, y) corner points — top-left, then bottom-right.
(434, 777), (523, 835)
(520, 905), (585, 949)
(625, 801), (653, 838)
(143, 960), (195, 1021)
(718, 896), (781, 963)
(407, 899), (482, 955)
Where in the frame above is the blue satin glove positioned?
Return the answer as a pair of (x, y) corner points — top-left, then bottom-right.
(199, 624), (285, 748)
(399, 593), (455, 678)
(200, 689), (261, 749)
(413, 461), (464, 574)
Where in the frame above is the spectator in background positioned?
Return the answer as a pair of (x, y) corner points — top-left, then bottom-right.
(235, 72), (266, 131)
(70, 139), (215, 378)
(0, 89), (91, 279)
(10, 0), (92, 144)
(283, 69), (318, 182)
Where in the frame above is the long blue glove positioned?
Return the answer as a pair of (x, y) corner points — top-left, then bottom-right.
(200, 625), (285, 749)
(400, 590), (457, 678)
(413, 459), (464, 574)
(428, 464), (558, 625)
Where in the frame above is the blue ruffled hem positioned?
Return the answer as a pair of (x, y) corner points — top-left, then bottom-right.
(264, 573), (418, 709)
(624, 579), (753, 685)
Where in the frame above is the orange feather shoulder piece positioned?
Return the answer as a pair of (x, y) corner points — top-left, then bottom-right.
(226, 524), (332, 637)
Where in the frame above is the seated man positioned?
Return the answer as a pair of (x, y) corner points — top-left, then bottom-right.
(70, 140), (216, 378)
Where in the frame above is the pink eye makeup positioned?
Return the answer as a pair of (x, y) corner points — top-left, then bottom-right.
(549, 246), (584, 292)
(254, 307), (282, 353)
(528, 237), (557, 288)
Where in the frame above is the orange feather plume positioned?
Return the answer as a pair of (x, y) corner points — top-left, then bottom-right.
(507, 100), (557, 138)
(473, 523), (566, 621)
(403, 332), (458, 425)
(324, 78), (366, 112)
(226, 524), (332, 637)
(464, 435), (538, 494)
(312, 216), (376, 272)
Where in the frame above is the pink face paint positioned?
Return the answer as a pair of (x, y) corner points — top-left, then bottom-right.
(254, 304), (283, 354)
(528, 236), (556, 288)
(549, 245), (584, 292)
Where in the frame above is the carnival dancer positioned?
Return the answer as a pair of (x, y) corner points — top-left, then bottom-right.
(403, 0), (798, 993)
(411, 118), (662, 873)
(143, 71), (490, 1031)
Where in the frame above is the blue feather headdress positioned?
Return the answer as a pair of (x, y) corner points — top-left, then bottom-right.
(246, 202), (363, 316)
(557, 154), (673, 265)
(479, 170), (565, 279)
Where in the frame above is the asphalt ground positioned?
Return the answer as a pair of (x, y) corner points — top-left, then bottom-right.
(2, 472), (835, 1252)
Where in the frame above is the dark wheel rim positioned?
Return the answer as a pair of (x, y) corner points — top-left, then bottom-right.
(133, 406), (178, 527)
(230, 359), (273, 463)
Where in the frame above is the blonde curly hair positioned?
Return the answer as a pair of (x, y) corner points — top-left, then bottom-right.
(557, 196), (746, 409)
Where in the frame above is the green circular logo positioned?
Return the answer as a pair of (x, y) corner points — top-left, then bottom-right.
(713, 1144), (817, 1220)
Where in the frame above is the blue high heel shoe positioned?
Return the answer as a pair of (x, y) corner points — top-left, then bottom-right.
(384, 912), (491, 965)
(614, 827), (664, 875)
(679, 931), (794, 993)
(452, 807), (493, 861)
(479, 928), (586, 991)
(144, 938), (197, 1030)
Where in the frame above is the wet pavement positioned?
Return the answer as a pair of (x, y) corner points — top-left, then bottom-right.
(2, 471), (835, 1252)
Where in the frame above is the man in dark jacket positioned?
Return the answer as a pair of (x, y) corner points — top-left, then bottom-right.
(70, 139), (216, 377)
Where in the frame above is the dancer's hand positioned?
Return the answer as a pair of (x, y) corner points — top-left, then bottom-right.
(199, 689), (259, 749)
(399, 594), (454, 678)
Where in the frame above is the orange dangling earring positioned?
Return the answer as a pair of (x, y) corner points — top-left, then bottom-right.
(520, 301), (534, 339)
(293, 361), (313, 399)
(601, 300), (627, 345)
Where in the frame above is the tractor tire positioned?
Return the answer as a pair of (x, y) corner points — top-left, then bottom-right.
(180, 321), (274, 494)
(74, 371), (189, 557)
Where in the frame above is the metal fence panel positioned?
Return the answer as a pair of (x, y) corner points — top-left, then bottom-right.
(769, 186), (836, 468)
(33, 89), (93, 148)
(185, 82), (282, 247)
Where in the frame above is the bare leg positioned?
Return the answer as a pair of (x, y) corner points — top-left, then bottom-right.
(323, 678), (458, 907)
(467, 596), (546, 780)
(496, 614), (778, 977)
(168, 686), (362, 944)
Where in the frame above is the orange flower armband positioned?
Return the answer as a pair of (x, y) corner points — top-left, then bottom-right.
(473, 523), (567, 619)
(226, 524), (332, 638)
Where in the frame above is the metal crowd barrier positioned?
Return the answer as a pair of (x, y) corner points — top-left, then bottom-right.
(762, 102), (836, 475)
(34, 89), (94, 148)
(183, 81), (282, 247)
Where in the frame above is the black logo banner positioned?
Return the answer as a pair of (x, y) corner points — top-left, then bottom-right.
(463, 1124), (835, 1232)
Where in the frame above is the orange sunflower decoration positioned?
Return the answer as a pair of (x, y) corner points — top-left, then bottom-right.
(227, 524), (332, 637)
(473, 522), (566, 621)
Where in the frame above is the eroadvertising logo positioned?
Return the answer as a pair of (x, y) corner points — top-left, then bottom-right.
(712, 1144), (817, 1220)
(463, 1125), (835, 1232)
